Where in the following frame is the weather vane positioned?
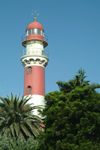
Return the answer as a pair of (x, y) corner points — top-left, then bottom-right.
(31, 10), (39, 21)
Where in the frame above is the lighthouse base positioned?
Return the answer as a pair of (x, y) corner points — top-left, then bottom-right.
(24, 95), (45, 116)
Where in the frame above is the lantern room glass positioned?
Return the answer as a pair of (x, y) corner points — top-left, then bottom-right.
(26, 29), (44, 37)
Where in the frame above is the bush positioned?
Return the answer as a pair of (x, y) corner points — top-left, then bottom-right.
(0, 135), (39, 150)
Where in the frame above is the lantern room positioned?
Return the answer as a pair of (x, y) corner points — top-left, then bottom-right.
(21, 21), (48, 48)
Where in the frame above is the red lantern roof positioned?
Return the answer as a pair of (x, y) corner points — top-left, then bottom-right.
(26, 21), (44, 31)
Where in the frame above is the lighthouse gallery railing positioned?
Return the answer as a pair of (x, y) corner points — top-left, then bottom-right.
(21, 48), (49, 58)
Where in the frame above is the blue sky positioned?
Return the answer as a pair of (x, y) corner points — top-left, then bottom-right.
(0, 0), (100, 98)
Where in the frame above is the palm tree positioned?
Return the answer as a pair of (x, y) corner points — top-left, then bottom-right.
(0, 93), (43, 139)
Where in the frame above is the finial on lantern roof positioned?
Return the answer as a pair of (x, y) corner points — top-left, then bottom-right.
(31, 10), (39, 21)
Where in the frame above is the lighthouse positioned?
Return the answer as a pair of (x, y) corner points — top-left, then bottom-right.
(20, 13), (49, 116)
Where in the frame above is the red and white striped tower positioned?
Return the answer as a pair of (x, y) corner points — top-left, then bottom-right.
(21, 13), (48, 116)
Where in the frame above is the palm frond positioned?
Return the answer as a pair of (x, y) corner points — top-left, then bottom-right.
(14, 97), (18, 111)
(13, 122), (19, 137)
(20, 124), (31, 137)
(10, 124), (15, 137)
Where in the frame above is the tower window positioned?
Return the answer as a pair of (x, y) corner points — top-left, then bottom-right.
(27, 86), (31, 94)
(27, 67), (32, 73)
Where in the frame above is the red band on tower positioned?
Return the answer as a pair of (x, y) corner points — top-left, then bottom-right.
(24, 65), (45, 96)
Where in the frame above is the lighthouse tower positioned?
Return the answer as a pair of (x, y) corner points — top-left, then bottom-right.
(20, 13), (49, 116)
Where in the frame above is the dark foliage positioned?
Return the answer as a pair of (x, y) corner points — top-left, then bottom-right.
(37, 69), (100, 150)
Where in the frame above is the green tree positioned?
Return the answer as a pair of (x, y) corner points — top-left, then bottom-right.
(37, 69), (100, 150)
(0, 94), (43, 140)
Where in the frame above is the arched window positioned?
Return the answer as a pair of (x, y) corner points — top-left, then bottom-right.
(27, 86), (31, 94)
(27, 67), (32, 73)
